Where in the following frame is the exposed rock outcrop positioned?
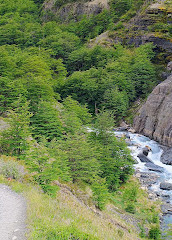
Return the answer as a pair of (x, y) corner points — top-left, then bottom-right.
(43, 0), (109, 22)
(133, 74), (172, 147)
(92, 0), (172, 60)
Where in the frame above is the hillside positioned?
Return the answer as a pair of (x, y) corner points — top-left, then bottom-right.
(0, 0), (171, 239)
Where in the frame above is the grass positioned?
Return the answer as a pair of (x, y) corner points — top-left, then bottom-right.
(0, 156), (162, 240)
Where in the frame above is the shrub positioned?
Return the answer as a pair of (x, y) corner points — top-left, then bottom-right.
(125, 203), (136, 214)
(0, 156), (26, 180)
(148, 225), (161, 240)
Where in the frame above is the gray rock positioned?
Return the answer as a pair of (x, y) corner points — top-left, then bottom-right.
(167, 61), (172, 72)
(160, 182), (172, 190)
(139, 172), (159, 187)
(137, 153), (153, 163)
(134, 75), (172, 147)
(142, 147), (151, 156)
(161, 203), (172, 214)
(161, 147), (172, 165)
(161, 193), (170, 199)
(43, 0), (109, 22)
(145, 163), (164, 173)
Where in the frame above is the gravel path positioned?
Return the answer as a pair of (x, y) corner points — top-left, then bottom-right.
(0, 184), (27, 240)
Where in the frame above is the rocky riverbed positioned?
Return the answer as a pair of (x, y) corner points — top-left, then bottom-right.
(114, 129), (172, 238)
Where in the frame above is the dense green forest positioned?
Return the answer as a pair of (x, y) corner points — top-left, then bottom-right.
(0, 0), (162, 239)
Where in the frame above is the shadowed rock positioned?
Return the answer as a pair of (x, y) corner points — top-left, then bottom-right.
(160, 182), (172, 190)
(137, 153), (153, 163)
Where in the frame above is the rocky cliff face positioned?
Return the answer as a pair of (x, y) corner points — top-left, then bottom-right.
(93, 0), (172, 61)
(43, 0), (109, 22)
(133, 73), (172, 147)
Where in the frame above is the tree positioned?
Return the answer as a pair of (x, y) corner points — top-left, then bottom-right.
(25, 140), (70, 196)
(103, 88), (129, 123)
(31, 101), (64, 141)
(90, 110), (134, 191)
(0, 96), (32, 156)
(58, 134), (100, 183)
(63, 96), (92, 125)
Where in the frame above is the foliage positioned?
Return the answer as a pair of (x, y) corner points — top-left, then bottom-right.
(57, 134), (100, 183)
(61, 43), (156, 115)
(125, 203), (136, 214)
(91, 176), (109, 210)
(148, 225), (161, 240)
(25, 140), (69, 196)
(31, 101), (64, 141)
(90, 111), (134, 191)
(0, 2), (160, 238)
(0, 97), (32, 156)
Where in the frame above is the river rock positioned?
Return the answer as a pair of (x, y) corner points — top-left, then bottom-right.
(119, 121), (130, 130)
(161, 193), (170, 199)
(142, 147), (151, 156)
(137, 153), (153, 163)
(138, 172), (159, 187)
(145, 163), (164, 173)
(133, 74), (172, 147)
(161, 147), (172, 165)
(128, 128), (136, 133)
(160, 182), (172, 190)
(161, 203), (172, 215)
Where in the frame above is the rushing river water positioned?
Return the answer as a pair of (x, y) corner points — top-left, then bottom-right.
(114, 131), (172, 234)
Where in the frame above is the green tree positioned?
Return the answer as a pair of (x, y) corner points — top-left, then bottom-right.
(90, 110), (134, 190)
(58, 134), (100, 183)
(103, 88), (129, 122)
(91, 176), (109, 210)
(63, 96), (92, 125)
(25, 140), (69, 196)
(0, 96), (32, 156)
(31, 101), (64, 141)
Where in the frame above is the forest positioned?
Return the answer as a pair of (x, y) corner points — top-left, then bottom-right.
(0, 0), (165, 239)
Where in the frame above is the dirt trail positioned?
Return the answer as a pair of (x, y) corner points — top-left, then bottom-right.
(0, 184), (27, 240)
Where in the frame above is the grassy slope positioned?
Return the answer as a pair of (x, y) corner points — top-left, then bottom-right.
(0, 162), (162, 240)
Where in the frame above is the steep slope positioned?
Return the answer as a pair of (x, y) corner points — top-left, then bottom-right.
(133, 73), (172, 147)
(92, 0), (172, 61)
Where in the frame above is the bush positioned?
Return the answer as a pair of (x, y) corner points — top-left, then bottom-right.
(125, 203), (136, 214)
(148, 225), (161, 240)
(0, 156), (26, 180)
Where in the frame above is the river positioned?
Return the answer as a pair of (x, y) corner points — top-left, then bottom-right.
(115, 131), (172, 237)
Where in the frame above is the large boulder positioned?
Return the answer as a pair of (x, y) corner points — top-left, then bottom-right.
(160, 182), (172, 190)
(137, 153), (153, 163)
(145, 163), (164, 173)
(142, 146), (151, 156)
(161, 147), (172, 165)
(134, 75), (172, 147)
